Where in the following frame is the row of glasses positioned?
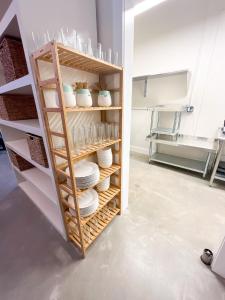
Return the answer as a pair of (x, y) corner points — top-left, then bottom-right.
(31, 28), (119, 65)
(73, 122), (120, 154)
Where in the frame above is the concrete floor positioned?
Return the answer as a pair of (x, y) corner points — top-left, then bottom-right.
(1, 151), (225, 299)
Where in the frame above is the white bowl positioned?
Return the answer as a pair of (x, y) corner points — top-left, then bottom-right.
(97, 176), (110, 192)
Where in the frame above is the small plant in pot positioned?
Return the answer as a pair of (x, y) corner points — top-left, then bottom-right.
(93, 82), (112, 107)
(74, 82), (92, 107)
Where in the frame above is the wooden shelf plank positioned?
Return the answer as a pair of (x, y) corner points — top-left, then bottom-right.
(56, 139), (121, 167)
(0, 118), (42, 136)
(19, 181), (64, 237)
(79, 186), (120, 225)
(68, 206), (120, 249)
(33, 42), (123, 74)
(0, 74), (31, 94)
(5, 139), (50, 175)
(65, 106), (122, 112)
(14, 166), (56, 204)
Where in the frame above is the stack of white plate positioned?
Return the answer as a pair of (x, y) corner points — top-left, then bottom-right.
(68, 189), (99, 217)
(97, 147), (112, 168)
(97, 176), (110, 192)
(66, 161), (100, 189)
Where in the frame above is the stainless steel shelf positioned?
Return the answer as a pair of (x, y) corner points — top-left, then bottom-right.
(151, 153), (206, 174)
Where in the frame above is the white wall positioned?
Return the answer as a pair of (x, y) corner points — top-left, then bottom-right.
(16, 0), (97, 53)
(132, 0), (225, 154)
(96, 0), (134, 210)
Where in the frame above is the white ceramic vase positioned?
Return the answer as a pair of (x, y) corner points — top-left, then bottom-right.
(76, 89), (92, 107)
(98, 90), (112, 107)
(56, 84), (76, 107)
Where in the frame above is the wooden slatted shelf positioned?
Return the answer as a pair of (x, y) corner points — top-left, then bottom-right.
(68, 206), (120, 249)
(65, 185), (120, 226)
(65, 106), (122, 112)
(55, 139), (121, 165)
(33, 42), (122, 74)
(59, 164), (121, 196)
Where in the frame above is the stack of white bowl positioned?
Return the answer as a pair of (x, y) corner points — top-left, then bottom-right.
(66, 161), (100, 189)
(97, 147), (113, 168)
(97, 176), (110, 192)
(68, 189), (99, 217)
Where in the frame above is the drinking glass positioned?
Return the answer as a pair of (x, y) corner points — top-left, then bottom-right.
(77, 35), (83, 52)
(113, 51), (119, 65)
(90, 123), (98, 144)
(107, 48), (112, 63)
(112, 123), (119, 140)
(105, 123), (112, 141)
(97, 123), (105, 144)
(97, 43), (102, 59)
(87, 38), (93, 56)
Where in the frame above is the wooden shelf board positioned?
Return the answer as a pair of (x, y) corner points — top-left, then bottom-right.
(34, 42), (123, 74)
(68, 206), (120, 249)
(14, 166), (56, 204)
(19, 181), (64, 237)
(65, 185), (120, 226)
(5, 139), (50, 176)
(65, 106), (122, 112)
(0, 119), (42, 136)
(0, 74), (31, 94)
(55, 139), (121, 166)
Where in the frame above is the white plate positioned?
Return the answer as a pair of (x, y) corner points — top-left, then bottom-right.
(66, 161), (99, 179)
(68, 189), (98, 210)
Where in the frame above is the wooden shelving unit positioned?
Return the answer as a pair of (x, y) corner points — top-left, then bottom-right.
(32, 41), (123, 257)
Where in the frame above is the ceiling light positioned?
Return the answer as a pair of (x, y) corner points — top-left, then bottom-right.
(134, 0), (168, 16)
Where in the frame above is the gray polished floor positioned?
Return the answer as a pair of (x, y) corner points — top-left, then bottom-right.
(0, 151), (225, 300)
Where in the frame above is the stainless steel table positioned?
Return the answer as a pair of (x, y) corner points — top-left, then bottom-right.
(209, 130), (225, 186)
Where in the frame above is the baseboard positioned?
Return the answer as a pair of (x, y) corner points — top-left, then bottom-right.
(130, 145), (149, 155)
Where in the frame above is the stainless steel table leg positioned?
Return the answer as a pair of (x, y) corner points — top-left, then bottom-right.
(203, 152), (211, 178)
(209, 140), (224, 186)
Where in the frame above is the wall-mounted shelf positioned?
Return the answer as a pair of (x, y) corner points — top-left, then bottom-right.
(32, 41), (123, 257)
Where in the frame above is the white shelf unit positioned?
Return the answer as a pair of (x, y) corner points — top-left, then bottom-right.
(0, 119), (41, 136)
(0, 1), (65, 238)
(14, 166), (56, 203)
(0, 74), (31, 94)
(5, 139), (50, 175)
(19, 181), (64, 236)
